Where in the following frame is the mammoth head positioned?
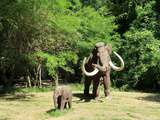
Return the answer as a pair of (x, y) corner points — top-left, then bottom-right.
(82, 42), (124, 76)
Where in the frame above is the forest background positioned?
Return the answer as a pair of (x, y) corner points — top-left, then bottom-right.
(0, 0), (160, 91)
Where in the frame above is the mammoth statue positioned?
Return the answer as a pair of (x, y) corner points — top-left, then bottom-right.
(82, 42), (124, 99)
(53, 86), (72, 111)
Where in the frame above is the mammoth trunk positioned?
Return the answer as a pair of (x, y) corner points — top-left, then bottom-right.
(97, 51), (124, 72)
(82, 57), (99, 76)
(82, 52), (125, 76)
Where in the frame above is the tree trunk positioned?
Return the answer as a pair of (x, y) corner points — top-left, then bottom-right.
(55, 73), (59, 89)
(33, 68), (38, 87)
(34, 64), (41, 87)
(27, 75), (32, 87)
(26, 69), (32, 88)
(38, 64), (42, 88)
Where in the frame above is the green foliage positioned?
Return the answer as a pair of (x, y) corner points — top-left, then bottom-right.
(57, 51), (78, 72)
(76, 6), (118, 57)
(106, 0), (137, 34)
(116, 1), (160, 89)
(133, 1), (157, 31)
(29, 51), (78, 79)
(123, 30), (160, 80)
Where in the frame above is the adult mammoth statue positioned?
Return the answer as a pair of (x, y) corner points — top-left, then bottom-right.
(82, 42), (124, 99)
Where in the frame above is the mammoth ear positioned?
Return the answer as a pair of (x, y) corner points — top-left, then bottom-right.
(105, 44), (112, 55)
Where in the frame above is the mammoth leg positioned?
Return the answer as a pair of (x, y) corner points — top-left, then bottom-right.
(64, 102), (67, 108)
(103, 69), (111, 97)
(84, 76), (92, 96)
(92, 75), (100, 98)
(53, 96), (57, 108)
(68, 100), (72, 108)
(60, 99), (66, 111)
(68, 93), (72, 109)
(57, 96), (61, 109)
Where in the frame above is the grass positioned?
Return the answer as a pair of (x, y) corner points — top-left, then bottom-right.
(0, 85), (54, 94)
(0, 85), (160, 120)
(47, 109), (72, 117)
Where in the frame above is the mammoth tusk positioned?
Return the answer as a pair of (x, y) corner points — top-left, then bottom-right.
(109, 52), (124, 71)
(82, 57), (99, 76)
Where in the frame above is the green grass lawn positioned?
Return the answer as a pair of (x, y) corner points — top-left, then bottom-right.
(0, 85), (160, 120)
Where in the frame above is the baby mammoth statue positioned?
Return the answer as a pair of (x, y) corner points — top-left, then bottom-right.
(53, 86), (72, 111)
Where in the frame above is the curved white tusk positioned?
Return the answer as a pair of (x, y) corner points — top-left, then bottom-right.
(109, 51), (124, 71)
(82, 57), (99, 76)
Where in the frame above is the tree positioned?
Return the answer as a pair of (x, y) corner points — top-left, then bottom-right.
(0, 0), (79, 87)
(117, 1), (160, 89)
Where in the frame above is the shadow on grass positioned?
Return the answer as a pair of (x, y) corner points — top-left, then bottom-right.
(46, 108), (70, 117)
(137, 94), (160, 102)
(0, 86), (53, 101)
(0, 93), (35, 101)
(0, 86), (18, 95)
(0, 86), (35, 101)
(73, 93), (94, 102)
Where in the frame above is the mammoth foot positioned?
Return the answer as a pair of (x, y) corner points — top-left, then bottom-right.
(96, 95), (112, 102)
(84, 93), (95, 99)
(104, 95), (112, 101)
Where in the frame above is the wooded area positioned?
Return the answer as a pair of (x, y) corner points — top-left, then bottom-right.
(0, 0), (160, 91)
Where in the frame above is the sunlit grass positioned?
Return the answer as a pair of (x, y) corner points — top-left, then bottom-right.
(46, 109), (72, 117)
(0, 85), (160, 120)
